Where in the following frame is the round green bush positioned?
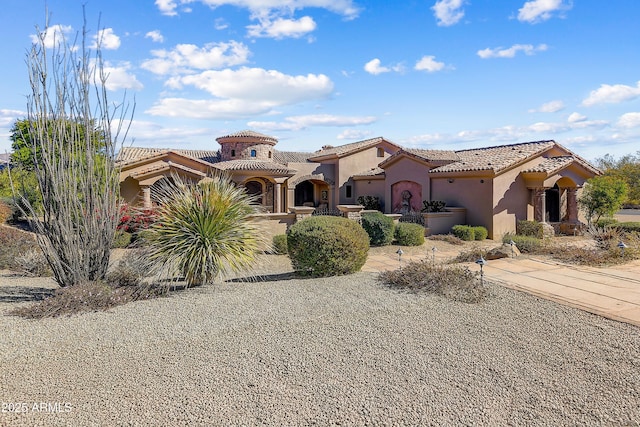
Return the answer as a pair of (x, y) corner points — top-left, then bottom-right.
(287, 216), (369, 277)
(472, 226), (488, 240)
(502, 233), (543, 253)
(361, 212), (394, 246)
(272, 234), (288, 254)
(394, 222), (425, 246)
(452, 225), (474, 241)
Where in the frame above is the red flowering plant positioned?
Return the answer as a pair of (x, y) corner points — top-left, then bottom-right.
(117, 203), (158, 233)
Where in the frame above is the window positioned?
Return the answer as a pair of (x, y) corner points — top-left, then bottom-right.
(231, 149), (236, 157)
(346, 185), (352, 198)
(250, 149), (257, 157)
(268, 151), (272, 159)
(377, 147), (384, 157)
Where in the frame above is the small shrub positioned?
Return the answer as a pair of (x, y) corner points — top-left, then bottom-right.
(428, 234), (464, 246)
(595, 217), (619, 228)
(117, 203), (158, 233)
(112, 231), (132, 249)
(452, 245), (486, 263)
(379, 261), (487, 303)
(287, 216), (369, 277)
(361, 212), (395, 246)
(502, 233), (543, 253)
(421, 200), (446, 213)
(452, 225), (474, 241)
(394, 222), (425, 246)
(0, 199), (12, 224)
(472, 226), (488, 241)
(618, 222), (640, 234)
(14, 249), (52, 277)
(357, 195), (381, 211)
(0, 226), (38, 270)
(517, 220), (544, 238)
(272, 234), (288, 254)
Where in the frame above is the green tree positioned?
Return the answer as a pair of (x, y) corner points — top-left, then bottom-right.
(596, 151), (640, 207)
(578, 176), (629, 224)
(10, 118), (107, 171)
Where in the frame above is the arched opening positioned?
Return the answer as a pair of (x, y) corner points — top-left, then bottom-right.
(545, 184), (560, 222)
(245, 180), (263, 204)
(295, 180), (315, 206)
(391, 180), (422, 214)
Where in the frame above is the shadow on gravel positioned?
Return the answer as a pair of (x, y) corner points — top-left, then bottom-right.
(0, 286), (55, 303)
(226, 272), (297, 283)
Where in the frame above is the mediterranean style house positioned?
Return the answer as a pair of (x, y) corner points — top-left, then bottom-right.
(116, 130), (600, 239)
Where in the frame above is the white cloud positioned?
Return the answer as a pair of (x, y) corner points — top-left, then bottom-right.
(103, 62), (143, 91)
(477, 43), (548, 59)
(617, 112), (640, 129)
(582, 81), (640, 107)
(337, 129), (373, 140)
(92, 28), (121, 50)
(432, 0), (465, 27)
(249, 114), (377, 131)
(30, 24), (74, 49)
(214, 18), (229, 30)
(141, 41), (251, 75)
(145, 30), (165, 43)
(155, 0), (179, 16)
(147, 67), (334, 119)
(567, 112), (586, 123)
(414, 56), (446, 73)
(247, 16), (317, 39)
(517, 0), (572, 23)
(529, 100), (564, 113)
(364, 58), (403, 75)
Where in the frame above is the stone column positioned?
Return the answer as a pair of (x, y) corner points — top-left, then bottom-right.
(566, 187), (579, 223)
(533, 188), (546, 223)
(141, 186), (152, 209)
(274, 182), (282, 213)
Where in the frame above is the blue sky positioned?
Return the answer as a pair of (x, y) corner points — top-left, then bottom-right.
(1, 0), (639, 161)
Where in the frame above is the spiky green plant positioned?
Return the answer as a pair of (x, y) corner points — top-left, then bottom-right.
(144, 174), (267, 287)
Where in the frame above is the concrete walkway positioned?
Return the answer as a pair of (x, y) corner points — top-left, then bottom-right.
(363, 250), (640, 328)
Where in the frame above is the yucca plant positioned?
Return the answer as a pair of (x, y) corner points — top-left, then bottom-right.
(144, 174), (268, 287)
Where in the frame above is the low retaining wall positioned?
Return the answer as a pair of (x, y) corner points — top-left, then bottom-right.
(422, 207), (466, 235)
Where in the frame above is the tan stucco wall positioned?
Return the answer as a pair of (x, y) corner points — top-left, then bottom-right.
(354, 178), (385, 209)
(336, 144), (396, 205)
(382, 157), (430, 213)
(431, 176), (494, 236)
(492, 166), (534, 239)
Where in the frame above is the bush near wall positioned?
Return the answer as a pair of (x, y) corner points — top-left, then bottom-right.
(272, 234), (288, 254)
(502, 233), (543, 253)
(472, 226), (488, 240)
(394, 222), (425, 246)
(452, 225), (475, 241)
(287, 216), (369, 277)
(516, 220), (544, 239)
(357, 195), (381, 211)
(361, 212), (395, 246)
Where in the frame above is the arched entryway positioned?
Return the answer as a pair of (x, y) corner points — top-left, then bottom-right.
(295, 180), (314, 206)
(293, 179), (331, 209)
(244, 179), (264, 204)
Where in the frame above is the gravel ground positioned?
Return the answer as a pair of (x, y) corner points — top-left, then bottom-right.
(1, 257), (639, 426)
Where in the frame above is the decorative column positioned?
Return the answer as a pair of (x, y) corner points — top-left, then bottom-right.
(566, 187), (579, 223)
(274, 182), (282, 213)
(533, 187), (547, 223)
(141, 185), (152, 209)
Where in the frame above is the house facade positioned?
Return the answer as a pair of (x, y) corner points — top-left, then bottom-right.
(117, 130), (600, 239)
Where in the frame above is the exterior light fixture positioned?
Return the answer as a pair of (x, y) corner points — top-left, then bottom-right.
(509, 239), (516, 257)
(618, 241), (628, 257)
(431, 246), (437, 265)
(476, 256), (488, 286)
(396, 248), (404, 270)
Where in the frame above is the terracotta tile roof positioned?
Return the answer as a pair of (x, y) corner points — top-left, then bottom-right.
(403, 148), (460, 161)
(430, 140), (556, 174)
(308, 136), (399, 159)
(130, 161), (208, 180)
(523, 156), (575, 174)
(116, 147), (220, 165)
(352, 167), (385, 177)
(212, 159), (295, 175)
(215, 130), (278, 144)
(273, 150), (313, 163)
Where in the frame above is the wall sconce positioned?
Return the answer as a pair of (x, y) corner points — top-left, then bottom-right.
(480, 179), (484, 183)
(448, 178), (454, 183)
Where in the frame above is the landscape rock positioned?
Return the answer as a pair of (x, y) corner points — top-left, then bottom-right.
(486, 243), (521, 260)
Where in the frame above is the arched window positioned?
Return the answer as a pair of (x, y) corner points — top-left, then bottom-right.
(231, 149), (236, 157)
(250, 149), (257, 157)
(268, 151), (272, 159)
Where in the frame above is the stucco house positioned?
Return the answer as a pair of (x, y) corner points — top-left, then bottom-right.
(117, 130), (600, 239)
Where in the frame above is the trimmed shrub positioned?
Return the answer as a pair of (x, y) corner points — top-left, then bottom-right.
(379, 261), (487, 303)
(394, 222), (425, 246)
(357, 195), (381, 211)
(452, 225), (474, 241)
(272, 234), (288, 254)
(502, 233), (543, 253)
(0, 226), (38, 270)
(112, 231), (132, 249)
(516, 220), (544, 238)
(361, 212), (395, 246)
(472, 226), (488, 241)
(287, 216), (369, 277)
(595, 217), (619, 228)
